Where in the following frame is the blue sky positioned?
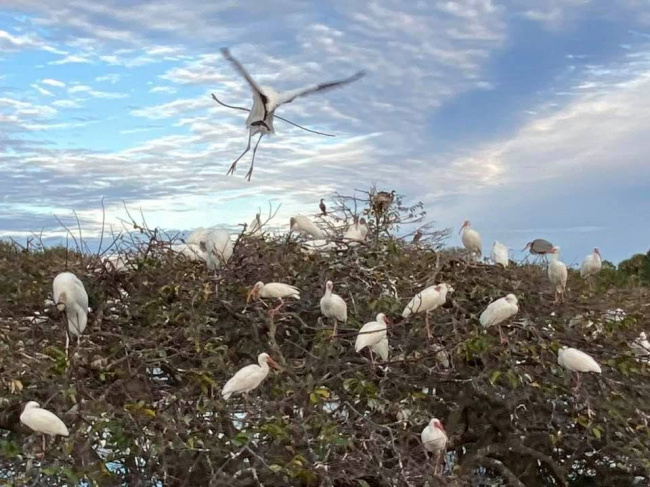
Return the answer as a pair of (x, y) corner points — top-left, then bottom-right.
(1, 1), (649, 264)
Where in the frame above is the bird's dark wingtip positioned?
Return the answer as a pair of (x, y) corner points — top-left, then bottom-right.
(220, 47), (231, 56)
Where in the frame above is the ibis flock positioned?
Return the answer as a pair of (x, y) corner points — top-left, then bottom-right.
(17, 210), (621, 476)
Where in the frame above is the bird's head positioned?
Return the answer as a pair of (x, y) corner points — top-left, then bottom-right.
(549, 246), (561, 254)
(23, 401), (40, 412)
(259, 353), (281, 370)
(459, 220), (470, 234)
(325, 280), (334, 292)
(377, 313), (391, 326)
(505, 294), (518, 305)
(594, 247), (601, 257)
(429, 418), (445, 433)
(289, 217), (297, 231)
(522, 242), (532, 251)
(441, 283), (454, 294)
(56, 292), (67, 312)
(247, 282), (264, 302)
(359, 217), (367, 226)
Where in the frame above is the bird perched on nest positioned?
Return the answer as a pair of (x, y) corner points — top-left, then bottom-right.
(580, 248), (602, 288)
(491, 241), (509, 267)
(480, 294), (519, 344)
(217, 48), (365, 181)
(459, 220), (482, 262)
(372, 190), (395, 217)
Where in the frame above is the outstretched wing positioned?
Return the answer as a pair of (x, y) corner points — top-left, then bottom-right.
(274, 71), (366, 106)
(221, 48), (269, 118)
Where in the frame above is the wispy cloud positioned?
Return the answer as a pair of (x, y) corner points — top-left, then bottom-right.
(30, 83), (54, 96)
(48, 54), (92, 65)
(42, 78), (66, 87)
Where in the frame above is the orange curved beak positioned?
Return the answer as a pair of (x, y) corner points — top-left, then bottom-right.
(267, 357), (281, 370)
(246, 288), (257, 303)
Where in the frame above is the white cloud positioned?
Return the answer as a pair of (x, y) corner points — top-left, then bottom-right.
(68, 85), (92, 93)
(48, 54), (92, 65)
(30, 84), (54, 96)
(149, 86), (178, 94)
(42, 78), (66, 87)
(52, 99), (83, 108)
(95, 73), (121, 83)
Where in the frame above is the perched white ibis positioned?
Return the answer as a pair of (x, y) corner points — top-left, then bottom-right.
(557, 346), (601, 390)
(101, 254), (132, 273)
(221, 353), (281, 400)
(170, 243), (205, 262)
(580, 248), (602, 287)
(187, 227), (234, 270)
(319, 199), (327, 216)
(53, 272), (88, 354)
(248, 281), (300, 314)
(219, 47), (365, 181)
(358, 218), (369, 240)
(402, 283), (454, 339)
(248, 213), (264, 237)
(20, 401), (69, 451)
(459, 220), (482, 262)
(355, 313), (390, 363)
(421, 417), (448, 475)
(548, 246), (568, 304)
(290, 216), (326, 240)
(480, 294), (519, 344)
(491, 241), (509, 267)
(343, 216), (366, 242)
(630, 332), (650, 362)
(320, 281), (347, 337)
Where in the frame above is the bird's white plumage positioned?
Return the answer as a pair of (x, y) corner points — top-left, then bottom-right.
(460, 221), (482, 258)
(491, 241), (509, 267)
(343, 218), (368, 242)
(480, 294), (519, 328)
(355, 313), (389, 358)
(170, 243), (205, 262)
(557, 347), (602, 373)
(188, 227), (234, 270)
(421, 418), (447, 453)
(52, 272), (88, 337)
(320, 281), (347, 322)
(290, 216), (326, 240)
(548, 248), (568, 294)
(248, 214), (264, 237)
(630, 332), (650, 361)
(20, 401), (69, 437)
(580, 249), (602, 279)
(253, 281), (301, 300)
(222, 353), (276, 400)
(402, 283), (453, 318)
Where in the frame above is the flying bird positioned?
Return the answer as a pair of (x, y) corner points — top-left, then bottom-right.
(557, 346), (601, 390)
(480, 294), (519, 344)
(320, 280), (347, 337)
(548, 246), (568, 304)
(459, 220), (482, 262)
(218, 47), (365, 181)
(53, 272), (88, 355)
(20, 401), (69, 451)
(222, 353), (280, 400)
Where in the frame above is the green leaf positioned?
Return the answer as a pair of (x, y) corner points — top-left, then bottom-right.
(592, 426), (602, 440)
(269, 464), (283, 473)
(489, 370), (501, 385)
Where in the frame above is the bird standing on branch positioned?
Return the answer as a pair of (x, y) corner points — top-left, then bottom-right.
(319, 199), (327, 216)
(218, 48), (365, 181)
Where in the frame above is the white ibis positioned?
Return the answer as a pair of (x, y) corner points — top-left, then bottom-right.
(630, 332), (650, 362)
(20, 401), (69, 451)
(170, 243), (205, 261)
(221, 353), (281, 400)
(557, 346), (601, 390)
(358, 218), (369, 240)
(421, 417), (448, 475)
(355, 313), (390, 364)
(290, 216), (326, 240)
(187, 227), (234, 270)
(219, 47), (365, 181)
(459, 220), (482, 262)
(248, 213), (264, 237)
(101, 254), (132, 273)
(480, 294), (519, 344)
(580, 248), (602, 287)
(548, 246), (568, 304)
(491, 241), (509, 267)
(53, 272), (88, 354)
(343, 216), (365, 242)
(247, 281), (300, 314)
(402, 283), (454, 339)
(319, 199), (327, 216)
(320, 281), (347, 337)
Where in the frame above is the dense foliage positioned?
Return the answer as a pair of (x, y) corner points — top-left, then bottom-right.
(0, 194), (649, 486)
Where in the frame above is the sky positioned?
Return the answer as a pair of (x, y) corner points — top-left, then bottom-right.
(1, 0), (649, 264)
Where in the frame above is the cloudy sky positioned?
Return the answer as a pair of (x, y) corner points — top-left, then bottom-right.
(1, 0), (649, 263)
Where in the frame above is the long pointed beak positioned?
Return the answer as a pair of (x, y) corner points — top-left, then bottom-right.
(267, 357), (281, 370)
(246, 289), (255, 303)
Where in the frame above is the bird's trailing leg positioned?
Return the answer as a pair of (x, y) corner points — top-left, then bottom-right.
(331, 318), (339, 339)
(498, 325), (508, 345)
(425, 311), (433, 340)
(245, 133), (264, 182)
(573, 373), (582, 392)
(65, 330), (70, 358)
(42, 434), (47, 453)
(269, 297), (285, 316)
(227, 130), (252, 176)
(434, 450), (442, 476)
